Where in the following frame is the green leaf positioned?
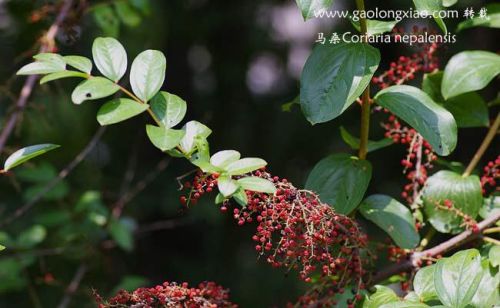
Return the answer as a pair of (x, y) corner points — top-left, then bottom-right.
(422, 171), (483, 234)
(489, 246), (500, 267)
(442, 51), (500, 99)
(17, 225), (46, 248)
(414, 265), (439, 302)
(3, 144), (60, 171)
(479, 196), (500, 220)
(191, 159), (221, 174)
(215, 193), (225, 204)
(237, 177), (276, 194)
(422, 71), (489, 128)
(114, 2), (142, 27)
(130, 0), (150, 15)
(232, 188), (248, 206)
(218, 175), (240, 197)
(97, 98), (148, 125)
(64, 55), (92, 73)
(146, 125), (185, 152)
(71, 77), (120, 104)
(17, 53), (66, 75)
(305, 153), (371, 214)
(300, 42), (380, 124)
(434, 249), (482, 308)
(403, 292), (420, 302)
(457, 4), (500, 32)
(40, 71), (87, 84)
(93, 6), (120, 37)
(92, 37), (127, 82)
(364, 285), (399, 308)
(150, 91), (187, 128)
(130, 50), (166, 102)
(0, 245), (4, 251)
(380, 302), (429, 308)
(295, 0), (334, 20)
(351, 19), (399, 36)
(225, 158), (267, 176)
(108, 218), (134, 252)
(471, 259), (500, 308)
(374, 85), (457, 156)
(442, 0), (457, 7)
(340, 127), (393, 153)
(413, 0), (447, 33)
(179, 121), (212, 154)
(210, 150), (241, 169)
(359, 195), (419, 249)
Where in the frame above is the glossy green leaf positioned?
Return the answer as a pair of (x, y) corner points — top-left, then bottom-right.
(232, 188), (248, 206)
(17, 53), (66, 75)
(413, 0), (447, 33)
(210, 150), (241, 169)
(489, 245), (500, 267)
(237, 177), (276, 194)
(108, 219), (134, 252)
(305, 153), (371, 214)
(150, 91), (187, 128)
(97, 98), (148, 125)
(422, 71), (489, 128)
(364, 285), (399, 308)
(40, 71), (87, 84)
(380, 302), (429, 308)
(179, 121), (212, 154)
(340, 127), (393, 153)
(359, 195), (419, 249)
(457, 4), (500, 31)
(130, 50), (166, 102)
(351, 19), (399, 36)
(442, 0), (457, 7)
(92, 37), (127, 82)
(442, 51), (500, 99)
(226, 158), (267, 176)
(300, 42), (380, 124)
(114, 2), (141, 27)
(215, 193), (225, 204)
(471, 259), (500, 308)
(479, 196), (500, 220)
(414, 265), (438, 302)
(422, 170), (483, 234)
(403, 292), (420, 302)
(374, 85), (457, 156)
(146, 125), (185, 152)
(434, 249), (482, 308)
(3, 144), (60, 171)
(93, 6), (119, 37)
(0, 245), (4, 251)
(218, 175), (240, 197)
(295, 0), (334, 20)
(71, 77), (120, 104)
(17, 225), (46, 248)
(64, 55), (92, 73)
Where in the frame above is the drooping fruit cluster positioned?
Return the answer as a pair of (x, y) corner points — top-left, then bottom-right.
(96, 281), (236, 308)
(371, 26), (439, 89)
(180, 172), (219, 206)
(383, 114), (436, 206)
(481, 155), (500, 195)
(180, 170), (369, 307)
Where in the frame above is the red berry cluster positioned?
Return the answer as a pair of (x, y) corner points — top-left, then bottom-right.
(371, 26), (439, 89)
(383, 115), (436, 206)
(96, 281), (236, 308)
(180, 170), (369, 307)
(481, 155), (500, 195)
(180, 172), (219, 206)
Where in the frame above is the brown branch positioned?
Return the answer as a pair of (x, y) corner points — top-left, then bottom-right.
(56, 263), (88, 308)
(0, 126), (106, 227)
(371, 210), (500, 285)
(0, 0), (74, 154)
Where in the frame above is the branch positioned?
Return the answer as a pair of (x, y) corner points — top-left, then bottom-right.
(56, 263), (88, 308)
(0, 126), (106, 227)
(0, 0), (74, 153)
(371, 210), (500, 285)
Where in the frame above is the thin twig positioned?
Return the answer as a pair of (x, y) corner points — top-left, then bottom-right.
(56, 263), (88, 308)
(111, 158), (171, 219)
(0, 0), (74, 153)
(0, 127), (106, 227)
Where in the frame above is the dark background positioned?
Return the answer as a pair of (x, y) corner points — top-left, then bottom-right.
(0, 0), (498, 307)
